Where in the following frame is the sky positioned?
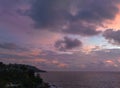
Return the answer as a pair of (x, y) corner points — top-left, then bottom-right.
(0, 0), (120, 71)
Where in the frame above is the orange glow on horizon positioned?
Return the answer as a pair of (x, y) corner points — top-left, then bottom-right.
(58, 63), (68, 68)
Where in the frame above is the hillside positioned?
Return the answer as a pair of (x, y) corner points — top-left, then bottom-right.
(0, 62), (49, 88)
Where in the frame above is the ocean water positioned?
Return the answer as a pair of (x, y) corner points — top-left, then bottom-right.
(40, 71), (120, 88)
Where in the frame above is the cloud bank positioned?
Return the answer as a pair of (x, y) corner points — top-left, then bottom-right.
(28, 0), (119, 36)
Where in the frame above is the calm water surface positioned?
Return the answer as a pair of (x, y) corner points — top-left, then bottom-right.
(40, 71), (120, 88)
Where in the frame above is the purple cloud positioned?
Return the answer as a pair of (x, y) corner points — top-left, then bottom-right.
(28, 0), (120, 36)
(103, 29), (120, 45)
(54, 37), (82, 51)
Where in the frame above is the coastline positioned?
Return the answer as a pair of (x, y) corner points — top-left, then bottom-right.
(0, 62), (51, 88)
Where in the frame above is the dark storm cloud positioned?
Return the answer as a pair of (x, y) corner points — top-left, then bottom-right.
(54, 37), (82, 51)
(75, 0), (119, 23)
(28, 0), (119, 36)
(29, 0), (70, 28)
(103, 29), (120, 45)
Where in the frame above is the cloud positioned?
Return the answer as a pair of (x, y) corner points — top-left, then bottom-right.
(103, 29), (120, 45)
(29, 0), (70, 28)
(0, 43), (18, 50)
(0, 0), (27, 14)
(0, 0), (31, 8)
(1, 47), (120, 71)
(37, 49), (120, 71)
(63, 22), (101, 36)
(54, 37), (82, 51)
(28, 0), (119, 36)
(0, 0), (21, 7)
(75, 0), (119, 23)
(0, 42), (28, 51)
(0, 53), (30, 60)
(51, 60), (68, 68)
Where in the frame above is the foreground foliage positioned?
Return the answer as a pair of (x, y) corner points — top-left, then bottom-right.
(0, 62), (49, 88)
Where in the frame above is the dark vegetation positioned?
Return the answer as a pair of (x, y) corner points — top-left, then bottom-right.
(0, 62), (49, 88)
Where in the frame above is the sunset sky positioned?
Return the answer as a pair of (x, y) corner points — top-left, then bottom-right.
(0, 0), (120, 71)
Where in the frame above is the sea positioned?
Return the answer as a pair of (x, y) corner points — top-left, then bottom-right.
(40, 71), (120, 88)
